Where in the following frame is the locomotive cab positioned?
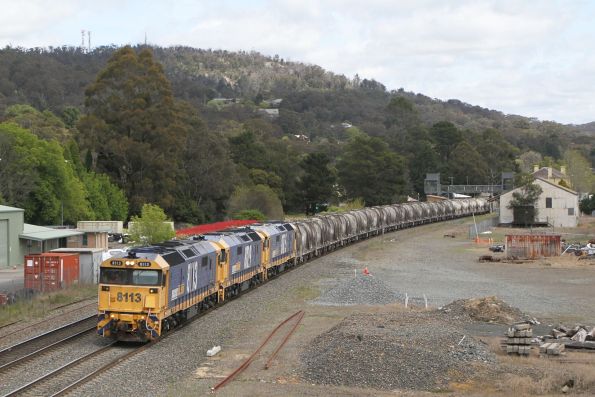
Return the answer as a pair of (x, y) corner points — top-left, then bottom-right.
(97, 255), (169, 342)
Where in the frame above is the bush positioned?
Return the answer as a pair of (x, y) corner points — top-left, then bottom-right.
(579, 195), (595, 215)
(227, 185), (284, 220)
(232, 209), (266, 221)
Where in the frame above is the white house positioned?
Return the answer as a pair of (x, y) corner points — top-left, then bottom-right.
(499, 178), (579, 227)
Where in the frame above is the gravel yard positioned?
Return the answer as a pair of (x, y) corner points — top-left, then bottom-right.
(3, 216), (594, 396)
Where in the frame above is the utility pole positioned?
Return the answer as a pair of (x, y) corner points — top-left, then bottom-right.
(88, 31), (91, 52)
(81, 30), (85, 50)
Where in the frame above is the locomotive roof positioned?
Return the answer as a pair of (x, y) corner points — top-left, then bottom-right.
(128, 239), (217, 267)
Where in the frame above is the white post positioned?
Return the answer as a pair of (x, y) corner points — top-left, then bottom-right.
(405, 293), (408, 308)
(423, 294), (428, 309)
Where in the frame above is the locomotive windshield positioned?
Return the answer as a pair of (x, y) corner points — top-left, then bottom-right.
(100, 268), (162, 286)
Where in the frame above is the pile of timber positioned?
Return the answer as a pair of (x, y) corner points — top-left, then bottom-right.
(506, 323), (532, 355)
(538, 324), (595, 353)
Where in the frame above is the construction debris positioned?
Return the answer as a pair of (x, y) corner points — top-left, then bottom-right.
(506, 323), (532, 355)
(479, 255), (501, 262)
(440, 296), (528, 324)
(539, 342), (565, 356)
(535, 324), (595, 352)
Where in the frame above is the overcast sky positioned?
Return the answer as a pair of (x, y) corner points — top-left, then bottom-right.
(1, 0), (594, 124)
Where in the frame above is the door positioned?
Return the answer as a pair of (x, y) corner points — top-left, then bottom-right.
(0, 220), (8, 267)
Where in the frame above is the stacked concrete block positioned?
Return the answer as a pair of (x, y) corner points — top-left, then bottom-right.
(539, 342), (565, 356)
(506, 323), (532, 355)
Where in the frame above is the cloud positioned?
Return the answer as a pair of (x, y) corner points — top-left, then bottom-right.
(0, 0), (593, 123)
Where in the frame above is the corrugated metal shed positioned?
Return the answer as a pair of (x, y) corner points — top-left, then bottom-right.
(505, 234), (561, 259)
(20, 224), (84, 241)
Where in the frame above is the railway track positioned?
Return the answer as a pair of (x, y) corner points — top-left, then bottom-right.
(0, 315), (96, 372)
(3, 342), (148, 397)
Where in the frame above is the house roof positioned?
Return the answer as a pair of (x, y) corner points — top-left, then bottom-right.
(535, 177), (577, 195)
(532, 167), (566, 180)
(0, 205), (24, 213)
(20, 224), (84, 241)
(500, 177), (577, 201)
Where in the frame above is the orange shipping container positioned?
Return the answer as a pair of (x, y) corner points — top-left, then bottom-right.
(24, 253), (80, 292)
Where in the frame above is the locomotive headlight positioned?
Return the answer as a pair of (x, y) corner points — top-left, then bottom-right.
(110, 314), (115, 318)
(149, 288), (158, 294)
(101, 286), (110, 291)
(125, 260), (134, 266)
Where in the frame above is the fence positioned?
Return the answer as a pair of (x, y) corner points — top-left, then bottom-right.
(469, 216), (499, 239)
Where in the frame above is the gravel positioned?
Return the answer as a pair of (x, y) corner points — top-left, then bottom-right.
(301, 310), (497, 391)
(438, 296), (529, 325)
(0, 332), (112, 395)
(0, 299), (97, 349)
(311, 276), (403, 306)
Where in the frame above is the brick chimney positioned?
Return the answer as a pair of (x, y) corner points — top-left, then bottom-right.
(533, 164), (539, 172)
(560, 166), (566, 175)
(547, 167), (552, 178)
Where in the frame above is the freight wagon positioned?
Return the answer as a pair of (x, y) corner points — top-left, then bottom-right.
(98, 198), (491, 341)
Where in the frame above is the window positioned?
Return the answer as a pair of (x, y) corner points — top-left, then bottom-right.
(183, 249), (195, 258)
(100, 268), (128, 285)
(568, 208), (575, 216)
(545, 198), (552, 208)
(99, 269), (161, 286)
(82, 234), (88, 246)
(201, 257), (208, 267)
(132, 270), (160, 286)
(237, 246), (242, 255)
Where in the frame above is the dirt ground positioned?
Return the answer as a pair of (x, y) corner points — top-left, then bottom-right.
(166, 216), (595, 396)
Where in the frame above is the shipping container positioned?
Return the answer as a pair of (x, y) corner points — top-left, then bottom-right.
(505, 234), (561, 259)
(24, 253), (80, 292)
(51, 248), (103, 284)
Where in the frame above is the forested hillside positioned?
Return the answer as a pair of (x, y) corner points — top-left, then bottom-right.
(0, 45), (593, 225)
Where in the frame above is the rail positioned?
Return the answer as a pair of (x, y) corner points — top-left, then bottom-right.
(0, 315), (97, 371)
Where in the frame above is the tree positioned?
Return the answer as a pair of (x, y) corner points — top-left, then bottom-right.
(4, 104), (73, 143)
(227, 185), (284, 220)
(518, 151), (542, 173)
(564, 149), (595, 193)
(579, 195), (595, 215)
(79, 47), (185, 214)
(446, 141), (489, 185)
(407, 140), (441, 194)
(129, 204), (175, 245)
(337, 135), (407, 206)
(430, 121), (463, 161)
(298, 153), (336, 213)
(173, 101), (237, 223)
(384, 96), (419, 131)
(0, 122), (92, 224)
(508, 176), (543, 208)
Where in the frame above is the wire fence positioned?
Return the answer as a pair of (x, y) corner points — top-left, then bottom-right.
(469, 216), (499, 239)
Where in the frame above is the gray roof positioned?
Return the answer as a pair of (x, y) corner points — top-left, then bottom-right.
(20, 224), (84, 241)
(0, 205), (24, 213)
(51, 248), (105, 253)
(532, 167), (566, 180)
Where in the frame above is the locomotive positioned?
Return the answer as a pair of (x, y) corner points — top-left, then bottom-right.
(98, 198), (490, 341)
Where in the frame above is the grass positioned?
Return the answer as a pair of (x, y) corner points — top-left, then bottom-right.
(292, 285), (319, 301)
(0, 284), (97, 327)
(486, 336), (595, 395)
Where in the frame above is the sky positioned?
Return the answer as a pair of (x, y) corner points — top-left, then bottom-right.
(1, 0), (594, 125)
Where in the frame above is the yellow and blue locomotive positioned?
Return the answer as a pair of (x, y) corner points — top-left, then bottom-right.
(97, 224), (295, 341)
